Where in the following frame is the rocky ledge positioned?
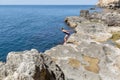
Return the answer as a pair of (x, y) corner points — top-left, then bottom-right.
(44, 10), (120, 80)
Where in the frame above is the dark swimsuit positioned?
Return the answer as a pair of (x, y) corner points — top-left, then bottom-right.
(63, 32), (70, 35)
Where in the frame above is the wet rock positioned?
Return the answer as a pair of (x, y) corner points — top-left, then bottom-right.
(89, 8), (96, 10)
(80, 10), (90, 18)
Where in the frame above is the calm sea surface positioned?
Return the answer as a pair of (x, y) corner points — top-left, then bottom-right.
(0, 5), (102, 61)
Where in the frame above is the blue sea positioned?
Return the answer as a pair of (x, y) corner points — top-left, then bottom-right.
(0, 5), (101, 61)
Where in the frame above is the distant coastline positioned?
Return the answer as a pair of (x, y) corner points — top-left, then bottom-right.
(0, 4), (97, 6)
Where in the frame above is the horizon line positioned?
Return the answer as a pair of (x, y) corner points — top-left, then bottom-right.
(0, 4), (97, 6)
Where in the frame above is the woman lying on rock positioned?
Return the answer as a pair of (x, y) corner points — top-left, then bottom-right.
(61, 27), (71, 44)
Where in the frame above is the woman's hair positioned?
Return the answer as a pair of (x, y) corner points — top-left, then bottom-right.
(61, 27), (64, 30)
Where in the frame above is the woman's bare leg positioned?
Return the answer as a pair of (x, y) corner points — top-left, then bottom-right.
(64, 35), (69, 44)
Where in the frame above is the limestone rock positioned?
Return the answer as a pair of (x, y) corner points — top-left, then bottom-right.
(76, 22), (112, 42)
(46, 9), (120, 80)
(45, 41), (120, 80)
(65, 17), (78, 28)
(89, 11), (120, 26)
(97, 0), (120, 8)
(116, 39), (120, 45)
(65, 16), (89, 28)
(0, 62), (6, 80)
(107, 27), (120, 33)
(0, 49), (65, 80)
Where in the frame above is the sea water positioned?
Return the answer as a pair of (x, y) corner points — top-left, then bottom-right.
(0, 5), (101, 61)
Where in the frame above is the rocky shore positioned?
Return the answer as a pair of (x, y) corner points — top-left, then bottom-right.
(1, 1), (120, 80)
(44, 9), (120, 80)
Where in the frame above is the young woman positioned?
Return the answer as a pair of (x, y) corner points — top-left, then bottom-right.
(61, 27), (70, 44)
